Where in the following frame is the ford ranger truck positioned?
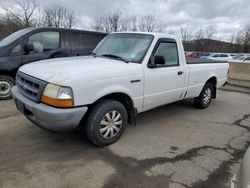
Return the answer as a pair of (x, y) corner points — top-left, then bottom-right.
(12, 32), (229, 146)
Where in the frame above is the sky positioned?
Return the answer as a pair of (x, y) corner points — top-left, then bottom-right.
(0, 0), (249, 42)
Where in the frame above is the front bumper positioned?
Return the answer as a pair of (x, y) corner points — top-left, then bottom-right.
(11, 86), (88, 131)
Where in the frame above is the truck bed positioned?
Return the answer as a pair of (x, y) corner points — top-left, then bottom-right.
(186, 58), (227, 64)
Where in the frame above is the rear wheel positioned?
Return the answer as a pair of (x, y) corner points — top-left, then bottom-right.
(0, 75), (15, 100)
(194, 82), (213, 109)
(85, 100), (127, 147)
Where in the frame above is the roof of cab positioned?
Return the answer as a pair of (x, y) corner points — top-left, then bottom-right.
(111, 31), (180, 40)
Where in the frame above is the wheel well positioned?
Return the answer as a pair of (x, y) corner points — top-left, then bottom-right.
(0, 70), (16, 79)
(206, 77), (217, 98)
(92, 93), (137, 126)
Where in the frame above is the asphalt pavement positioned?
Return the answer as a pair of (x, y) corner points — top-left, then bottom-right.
(0, 89), (250, 188)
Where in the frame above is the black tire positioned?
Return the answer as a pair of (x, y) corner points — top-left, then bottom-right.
(85, 100), (128, 147)
(194, 82), (213, 109)
(0, 75), (15, 100)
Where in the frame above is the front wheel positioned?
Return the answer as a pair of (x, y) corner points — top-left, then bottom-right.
(194, 82), (213, 109)
(0, 75), (15, 100)
(85, 100), (128, 147)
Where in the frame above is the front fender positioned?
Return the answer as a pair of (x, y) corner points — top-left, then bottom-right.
(93, 85), (134, 103)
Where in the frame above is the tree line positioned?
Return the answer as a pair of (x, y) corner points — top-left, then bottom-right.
(93, 10), (163, 33)
(1, 0), (250, 53)
(0, 0), (77, 39)
(180, 25), (250, 53)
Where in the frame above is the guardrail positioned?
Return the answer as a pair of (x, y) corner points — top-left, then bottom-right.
(228, 62), (250, 88)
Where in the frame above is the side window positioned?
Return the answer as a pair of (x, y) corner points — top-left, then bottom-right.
(214, 54), (220, 57)
(27, 32), (60, 54)
(153, 42), (179, 66)
(245, 57), (250, 60)
(10, 44), (21, 56)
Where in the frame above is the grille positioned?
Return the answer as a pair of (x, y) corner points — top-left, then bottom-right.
(16, 72), (47, 102)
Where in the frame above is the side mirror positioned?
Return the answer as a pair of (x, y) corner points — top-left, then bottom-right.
(24, 43), (34, 54)
(154, 55), (165, 65)
(148, 55), (165, 68)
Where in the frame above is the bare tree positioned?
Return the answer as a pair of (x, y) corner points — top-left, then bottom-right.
(65, 11), (76, 29)
(175, 25), (250, 53)
(205, 25), (216, 39)
(242, 25), (250, 53)
(121, 16), (138, 31)
(138, 14), (162, 32)
(232, 25), (250, 53)
(94, 16), (111, 33)
(195, 27), (205, 40)
(230, 32), (235, 52)
(180, 26), (192, 49)
(108, 10), (123, 32)
(194, 27), (205, 51)
(42, 4), (77, 28)
(93, 11), (163, 33)
(204, 25), (217, 51)
(3, 0), (38, 28)
(234, 30), (244, 52)
(93, 10), (123, 33)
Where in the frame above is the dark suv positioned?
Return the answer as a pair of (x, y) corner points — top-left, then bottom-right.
(0, 28), (106, 99)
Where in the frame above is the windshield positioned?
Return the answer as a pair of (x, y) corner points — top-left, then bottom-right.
(93, 33), (154, 63)
(0, 28), (32, 47)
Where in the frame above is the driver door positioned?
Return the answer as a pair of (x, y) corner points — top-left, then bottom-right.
(143, 39), (186, 111)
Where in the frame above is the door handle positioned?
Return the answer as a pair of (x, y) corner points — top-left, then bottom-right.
(177, 71), (184, 75)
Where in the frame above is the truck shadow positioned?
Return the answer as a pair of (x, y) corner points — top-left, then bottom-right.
(48, 100), (193, 136)
(136, 99), (196, 123)
(37, 99), (196, 149)
(1, 98), (234, 188)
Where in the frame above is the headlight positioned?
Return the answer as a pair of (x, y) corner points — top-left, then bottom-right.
(41, 83), (74, 107)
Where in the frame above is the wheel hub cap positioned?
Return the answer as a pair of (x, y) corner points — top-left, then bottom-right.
(203, 88), (212, 105)
(0, 80), (12, 96)
(100, 110), (122, 139)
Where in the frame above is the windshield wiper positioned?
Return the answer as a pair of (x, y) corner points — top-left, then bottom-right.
(101, 54), (129, 63)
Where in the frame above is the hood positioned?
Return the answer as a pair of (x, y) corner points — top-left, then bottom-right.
(19, 56), (140, 85)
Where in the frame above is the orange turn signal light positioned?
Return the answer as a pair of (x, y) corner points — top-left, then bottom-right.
(41, 95), (74, 108)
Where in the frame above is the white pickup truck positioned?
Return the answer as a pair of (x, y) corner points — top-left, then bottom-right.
(12, 32), (229, 146)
